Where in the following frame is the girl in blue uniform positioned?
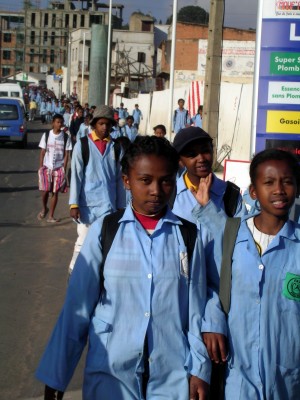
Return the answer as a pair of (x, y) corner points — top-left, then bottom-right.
(202, 148), (300, 399)
(36, 136), (211, 400)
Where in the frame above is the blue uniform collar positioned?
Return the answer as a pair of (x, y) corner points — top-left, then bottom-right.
(177, 172), (226, 196)
(237, 215), (300, 245)
(121, 204), (186, 227)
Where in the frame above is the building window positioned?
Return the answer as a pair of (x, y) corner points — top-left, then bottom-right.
(89, 15), (102, 26)
(3, 50), (11, 60)
(30, 31), (35, 45)
(137, 52), (146, 63)
(42, 49), (47, 63)
(17, 33), (24, 44)
(51, 32), (55, 46)
(50, 49), (55, 63)
(3, 33), (11, 43)
(80, 15), (85, 27)
(65, 14), (69, 28)
(75, 47), (78, 61)
(142, 21), (152, 32)
(72, 48), (74, 61)
(44, 13), (48, 26)
(29, 66), (34, 72)
(2, 67), (10, 76)
(16, 51), (23, 61)
(73, 15), (77, 28)
(43, 31), (48, 44)
(30, 49), (34, 63)
(52, 14), (56, 28)
(31, 13), (36, 26)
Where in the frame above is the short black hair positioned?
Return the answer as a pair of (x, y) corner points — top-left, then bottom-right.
(178, 98), (185, 103)
(250, 148), (300, 187)
(153, 124), (166, 134)
(121, 135), (179, 176)
(126, 115), (134, 121)
(52, 114), (64, 122)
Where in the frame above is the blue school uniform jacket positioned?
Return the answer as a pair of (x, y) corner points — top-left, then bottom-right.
(35, 206), (211, 399)
(172, 173), (244, 225)
(203, 214), (300, 399)
(69, 137), (126, 224)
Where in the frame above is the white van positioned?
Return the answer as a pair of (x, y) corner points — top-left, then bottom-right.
(0, 83), (23, 99)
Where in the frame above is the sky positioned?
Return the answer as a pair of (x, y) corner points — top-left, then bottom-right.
(0, 0), (258, 30)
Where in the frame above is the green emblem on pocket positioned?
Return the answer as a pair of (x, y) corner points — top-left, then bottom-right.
(283, 272), (300, 301)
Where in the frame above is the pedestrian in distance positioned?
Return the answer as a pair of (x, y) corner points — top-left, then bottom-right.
(37, 114), (72, 223)
(124, 115), (138, 142)
(173, 98), (191, 134)
(29, 99), (37, 121)
(67, 105), (126, 275)
(192, 105), (203, 128)
(36, 135), (211, 400)
(132, 103), (143, 130)
(202, 148), (300, 399)
(76, 113), (92, 141)
(69, 106), (84, 148)
(153, 124), (167, 138)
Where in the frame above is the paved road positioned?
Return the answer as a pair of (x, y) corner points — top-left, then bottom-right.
(0, 120), (83, 399)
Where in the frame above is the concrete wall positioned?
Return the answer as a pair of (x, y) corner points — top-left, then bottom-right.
(113, 81), (253, 163)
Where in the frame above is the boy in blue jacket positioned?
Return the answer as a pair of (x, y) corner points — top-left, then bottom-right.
(68, 105), (126, 274)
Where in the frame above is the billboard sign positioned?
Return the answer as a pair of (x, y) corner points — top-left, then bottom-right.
(254, 0), (300, 157)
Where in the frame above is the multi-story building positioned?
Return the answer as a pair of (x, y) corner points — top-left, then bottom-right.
(69, 12), (156, 103)
(159, 21), (256, 86)
(0, 12), (25, 79)
(23, 0), (123, 75)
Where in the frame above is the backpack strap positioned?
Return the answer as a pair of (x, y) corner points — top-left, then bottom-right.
(80, 135), (89, 167)
(45, 130), (50, 147)
(223, 181), (240, 217)
(176, 217), (197, 263)
(100, 209), (125, 265)
(219, 217), (241, 316)
(63, 132), (68, 153)
(80, 136), (121, 168)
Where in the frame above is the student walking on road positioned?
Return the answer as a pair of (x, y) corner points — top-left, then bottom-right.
(202, 149), (300, 399)
(37, 114), (72, 223)
(68, 105), (126, 275)
(36, 135), (211, 400)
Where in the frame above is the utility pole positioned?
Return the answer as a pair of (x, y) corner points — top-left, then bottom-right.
(203, 0), (224, 161)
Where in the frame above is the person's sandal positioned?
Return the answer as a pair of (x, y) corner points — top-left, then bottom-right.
(46, 217), (60, 223)
(37, 207), (49, 220)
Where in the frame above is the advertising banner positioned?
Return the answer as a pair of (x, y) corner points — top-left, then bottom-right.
(254, 0), (300, 160)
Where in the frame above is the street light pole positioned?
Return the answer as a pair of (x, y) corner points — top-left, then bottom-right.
(81, 31), (86, 104)
(105, 0), (113, 105)
(66, 32), (71, 97)
(168, 0), (178, 140)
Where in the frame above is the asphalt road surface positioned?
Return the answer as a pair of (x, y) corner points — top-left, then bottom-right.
(0, 120), (83, 399)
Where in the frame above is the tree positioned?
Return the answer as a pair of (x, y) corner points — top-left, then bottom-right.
(166, 6), (209, 25)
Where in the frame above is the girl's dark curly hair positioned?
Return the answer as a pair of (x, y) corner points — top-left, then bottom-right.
(250, 148), (300, 188)
(121, 135), (179, 175)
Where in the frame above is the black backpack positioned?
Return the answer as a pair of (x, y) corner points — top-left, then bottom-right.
(99, 209), (197, 289)
(174, 109), (189, 124)
(80, 135), (121, 168)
